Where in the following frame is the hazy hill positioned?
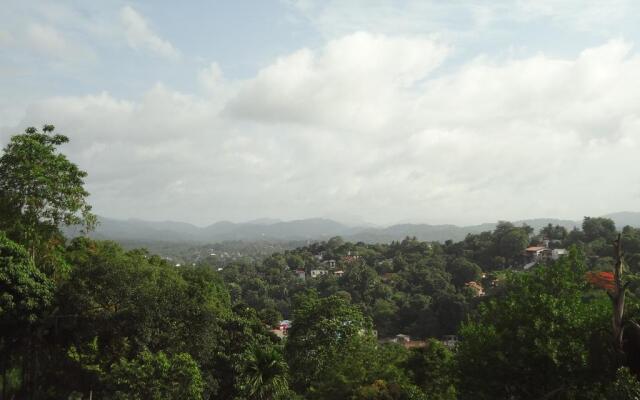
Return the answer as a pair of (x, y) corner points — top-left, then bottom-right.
(603, 212), (640, 229)
(70, 214), (638, 245)
(66, 212), (640, 245)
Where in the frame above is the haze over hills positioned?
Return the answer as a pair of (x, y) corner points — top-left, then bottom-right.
(70, 212), (640, 245)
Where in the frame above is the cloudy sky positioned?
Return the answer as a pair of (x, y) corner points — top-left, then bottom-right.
(2, 1), (640, 226)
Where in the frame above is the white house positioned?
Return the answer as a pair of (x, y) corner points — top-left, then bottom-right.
(551, 248), (568, 260)
(310, 269), (328, 278)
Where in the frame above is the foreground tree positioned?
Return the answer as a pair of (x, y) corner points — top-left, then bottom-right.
(457, 249), (617, 399)
(286, 293), (375, 398)
(0, 232), (54, 399)
(236, 343), (292, 400)
(109, 350), (203, 400)
(0, 125), (96, 265)
(405, 340), (456, 400)
(285, 293), (423, 399)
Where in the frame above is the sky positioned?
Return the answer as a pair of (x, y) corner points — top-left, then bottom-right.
(2, 0), (640, 226)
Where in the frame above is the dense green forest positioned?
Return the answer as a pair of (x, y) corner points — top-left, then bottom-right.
(3, 126), (640, 399)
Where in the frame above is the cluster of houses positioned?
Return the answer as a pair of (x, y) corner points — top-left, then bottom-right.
(382, 333), (459, 350)
(270, 320), (459, 351)
(295, 251), (362, 281)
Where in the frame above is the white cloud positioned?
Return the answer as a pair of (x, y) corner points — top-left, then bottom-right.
(226, 32), (449, 133)
(120, 5), (180, 60)
(0, 30), (13, 46)
(25, 23), (94, 61)
(7, 34), (640, 225)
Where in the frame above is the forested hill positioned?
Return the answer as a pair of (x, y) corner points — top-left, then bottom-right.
(71, 215), (628, 244)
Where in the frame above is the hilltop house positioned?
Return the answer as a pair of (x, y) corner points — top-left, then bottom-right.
(525, 246), (547, 260)
(524, 243), (568, 266)
(523, 246), (548, 270)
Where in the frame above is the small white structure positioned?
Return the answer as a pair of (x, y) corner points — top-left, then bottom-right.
(295, 269), (306, 281)
(393, 334), (411, 343)
(551, 249), (568, 260)
(442, 335), (458, 349)
(310, 269), (328, 278)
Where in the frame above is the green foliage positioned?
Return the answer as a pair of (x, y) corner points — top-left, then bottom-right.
(286, 294), (374, 393)
(353, 379), (427, 400)
(0, 231), (55, 399)
(494, 222), (530, 264)
(446, 257), (481, 288)
(109, 350), (203, 400)
(236, 343), (292, 400)
(583, 217), (617, 243)
(456, 249), (616, 399)
(0, 126), (96, 261)
(405, 340), (456, 400)
(0, 231), (53, 325)
(604, 367), (640, 399)
(541, 223), (569, 241)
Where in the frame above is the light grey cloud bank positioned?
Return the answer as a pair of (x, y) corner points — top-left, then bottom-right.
(3, 1), (640, 226)
(11, 33), (640, 225)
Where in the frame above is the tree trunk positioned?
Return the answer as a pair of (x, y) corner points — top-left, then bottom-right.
(611, 234), (626, 353)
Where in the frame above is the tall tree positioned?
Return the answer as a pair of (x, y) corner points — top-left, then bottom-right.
(0, 125), (96, 263)
(583, 217), (617, 243)
(285, 293), (377, 399)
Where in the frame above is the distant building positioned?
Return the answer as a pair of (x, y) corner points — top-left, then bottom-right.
(279, 320), (291, 330)
(271, 320), (292, 339)
(525, 246), (547, 260)
(323, 259), (337, 269)
(380, 334), (427, 349)
(524, 245), (568, 266)
(551, 248), (568, 260)
(442, 335), (458, 349)
(295, 269), (306, 281)
(310, 269), (328, 278)
(334, 270), (345, 277)
(393, 334), (411, 343)
(465, 281), (485, 297)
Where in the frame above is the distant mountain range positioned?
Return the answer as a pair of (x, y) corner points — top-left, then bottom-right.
(65, 211), (640, 245)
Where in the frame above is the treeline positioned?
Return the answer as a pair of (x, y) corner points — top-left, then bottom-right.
(2, 126), (640, 399)
(216, 217), (640, 339)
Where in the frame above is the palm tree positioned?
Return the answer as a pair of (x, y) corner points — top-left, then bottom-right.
(237, 343), (292, 400)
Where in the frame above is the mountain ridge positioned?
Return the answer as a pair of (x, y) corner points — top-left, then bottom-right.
(66, 212), (640, 244)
